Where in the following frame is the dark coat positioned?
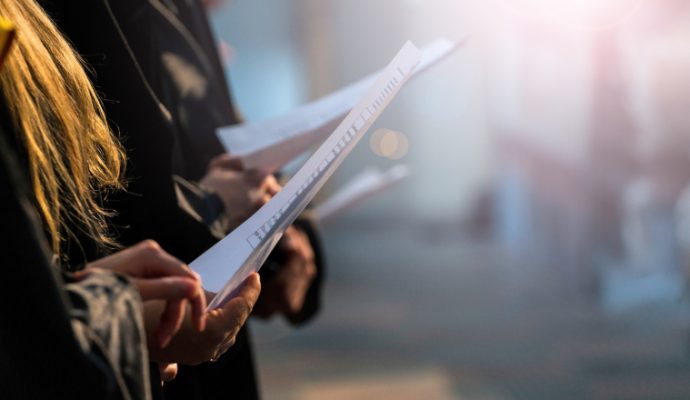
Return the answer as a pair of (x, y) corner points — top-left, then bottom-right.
(40, 1), (324, 399)
(0, 101), (151, 400)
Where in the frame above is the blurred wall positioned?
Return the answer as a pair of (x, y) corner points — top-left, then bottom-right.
(209, 0), (308, 121)
(208, 0), (690, 243)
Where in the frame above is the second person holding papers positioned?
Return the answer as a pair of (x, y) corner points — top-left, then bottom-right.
(39, 0), (324, 399)
(116, 2), (325, 399)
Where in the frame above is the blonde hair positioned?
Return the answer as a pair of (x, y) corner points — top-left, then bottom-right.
(0, 0), (125, 258)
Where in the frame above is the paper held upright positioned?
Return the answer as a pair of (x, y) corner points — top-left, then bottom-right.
(193, 41), (422, 310)
(216, 37), (463, 173)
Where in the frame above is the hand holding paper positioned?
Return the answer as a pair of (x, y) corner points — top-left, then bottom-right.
(193, 41), (422, 310)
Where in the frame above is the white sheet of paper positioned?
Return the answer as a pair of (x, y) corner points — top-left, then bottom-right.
(217, 37), (462, 173)
(193, 42), (422, 310)
(314, 165), (410, 222)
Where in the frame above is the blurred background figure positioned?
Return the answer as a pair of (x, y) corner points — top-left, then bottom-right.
(207, 0), (690, 398)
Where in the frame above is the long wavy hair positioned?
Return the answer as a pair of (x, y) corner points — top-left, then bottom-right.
(0, 0), (125, 258)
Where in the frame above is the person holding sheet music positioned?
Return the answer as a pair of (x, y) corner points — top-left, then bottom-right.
(0, 1), (258, 397)
(33, 0), (266, 391)
(93, 1), (325, 398)
(143, 3), (325, 397)
(79, 0), (322, 398)
(146, 0), (325, 325)
(37, 0), (321, 397)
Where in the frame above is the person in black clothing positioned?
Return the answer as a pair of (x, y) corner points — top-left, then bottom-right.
(37, 1), (307, 396)
(124, 0), (325, 315)
(0, 1), (236, 397)
(0, 110), (152, 400)
(39, 0), (324, 398)
(106, 3), (326, 398)
(0, 103), (226, 399)
(122, 0), (325, 325)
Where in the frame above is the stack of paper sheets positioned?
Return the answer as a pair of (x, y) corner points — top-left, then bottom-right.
(194, 37), (463, 309)
(216, 37), (463, 173)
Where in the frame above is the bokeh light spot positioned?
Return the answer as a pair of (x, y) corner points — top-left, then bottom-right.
(370, 129), (409, 160)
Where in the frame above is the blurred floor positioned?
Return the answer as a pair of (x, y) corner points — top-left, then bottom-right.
(251, 216), (690, 400)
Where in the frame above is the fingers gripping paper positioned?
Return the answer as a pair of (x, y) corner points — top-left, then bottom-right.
(192, 42), (422, 310)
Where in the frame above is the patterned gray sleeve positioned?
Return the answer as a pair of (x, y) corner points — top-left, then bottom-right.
(66, 270), (152, 400)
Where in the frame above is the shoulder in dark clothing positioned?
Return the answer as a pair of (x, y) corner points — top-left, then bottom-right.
(0, 101), (151, 400)
(41, 0), (222, 263)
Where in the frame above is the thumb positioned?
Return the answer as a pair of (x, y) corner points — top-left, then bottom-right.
(215, 273), (262, 322)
